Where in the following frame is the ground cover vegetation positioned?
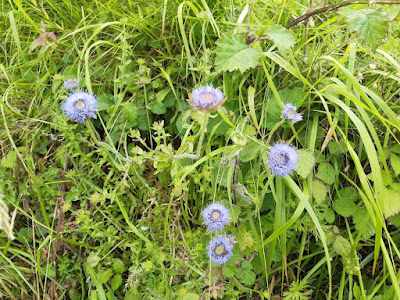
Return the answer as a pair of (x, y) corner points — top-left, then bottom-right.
(1, 0), (400, 299)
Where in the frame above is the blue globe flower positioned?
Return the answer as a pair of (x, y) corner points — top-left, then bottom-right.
(283, 103), (303, 124)
(268, 143), (299, 177)
(207, 235), (234, 265)
(62, 90), (98, 123)
(63, 78), (79, 91)
(201, 203), (230, 232)
(188, 84), (226, 112)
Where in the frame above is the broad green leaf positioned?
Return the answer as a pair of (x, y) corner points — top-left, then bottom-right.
(99, 268), (113, 284)
(222, 265), (236, 277)
(312, 179), (328, 204)
(296, 149), (315, 179)
(239, 141), (262, 162)
(325, 208), (335, 223)
(265, 24), (295, 51)
(316, 163), (335, 185)
(381, 188), (400, 218)
(236, 265), (256, 286)
(339, 8), (388, 49)
(333, 188), (358, 217)
(353, 208), (375, 239)
(111, 274), (122, 290)
(1, 151), (17, 168)
(215, 34), (262, 73)
(390, 153), (400, 176)
(123, 103), (138, 123)
(333, 235), (351, 256)
(150, 102), (166, 115)
(97, 94), (115, 111)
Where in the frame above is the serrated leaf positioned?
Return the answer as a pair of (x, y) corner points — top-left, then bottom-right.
(236, 266), (255, 286)
(296, 149), (315, 179)
(339, 8), (388, 49)
(97, 94), (115, 111)
(333, 235), (351, 256)
(390, 153), (400, 176)
(325, 208), (335, 223)
(312, 179), (328, 204)
(381, 188), (400, 218)
(150, 102), (166, 115)
(333, 188), (358, 217)
(222, 265), (236, 277)
(353, 207), (375, 239)
(316, 163), (335, 185)
(215, 34), (262, 73)
(1, 151), (17, 169)
(123, 103), (138, 123)
(265, 24), (295, 51)
(239, 140), (262, 162)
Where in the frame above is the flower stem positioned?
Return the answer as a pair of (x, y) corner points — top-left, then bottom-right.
(196, 113), (209, 157)
(266, 120), (284, 145)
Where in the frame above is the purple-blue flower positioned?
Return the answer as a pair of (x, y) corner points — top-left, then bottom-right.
(283, 103), (303, 124)
(268, 143), (299, 177)
(63, 78), (79, 91)
(207, 235), (234, 265)
(202, 203), (230, 232)
(62, 90), (97, 123)
(188, 84), (226, 112)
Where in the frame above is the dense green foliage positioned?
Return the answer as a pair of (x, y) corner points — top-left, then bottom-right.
(1, 0), (400, 299)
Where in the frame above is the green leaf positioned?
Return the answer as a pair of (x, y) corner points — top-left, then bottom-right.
(390, 153), (400, 176)
(265, 24), (295, 51)
(99, 268), (113, 284)
(111, 274), (122, 290)
(1, 151), (17, 168)
(150, 102), (166, 114)
(382, 188), (400, 218)
(112, 259), (125, 274)
(215, 34), (262, 73)
(239, 140), (262, 162)
(123, 103), (138, 123)
(353, 207), (375, 239)
(333, 188), (358, 217)
(97, 94), (115, 111)
(312, 179), (328, 204)
(333, 235), (351, 256)
(222, 265), (236, 277)
(236, 265), (256, 286)
(296, 149), (315, 179)
(325, 208), (335, 223)
(339, 8), (388, 49)
(316, 163), (335, 185)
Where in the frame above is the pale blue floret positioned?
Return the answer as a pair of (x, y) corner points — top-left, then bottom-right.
(62, 90), (98, 123)
(63, 78), (79, 91)
(191, 84), (225, 109)
(283, 103), (303, 124)
(207, 235), (234, 265)
(268, 143), (299, 177)
(201, 203), (230, 232)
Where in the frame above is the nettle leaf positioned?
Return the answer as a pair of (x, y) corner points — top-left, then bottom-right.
(339, 8), (388, 49)
(296, 149), (315, 179)
(312, 179), (328, 204)
(316, 163), (335, 185)
(382, 188), (400, 218)
(265, 24), (295, 51)
(215, 34), (262, 73)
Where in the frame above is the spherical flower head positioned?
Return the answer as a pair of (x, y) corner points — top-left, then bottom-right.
(188, 84), (226, 112)
(268, 143), (299, 177)
(207, 235), (234, 265)
(62, 90), (98, 123)
(201, 203), (230, 232)
(63, 78), (79, 91)
(283, 103), (303, 124)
